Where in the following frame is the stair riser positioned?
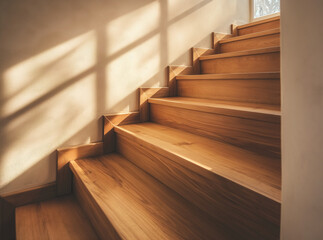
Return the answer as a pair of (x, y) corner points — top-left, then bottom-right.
(116, 133), (280, 240)
(177, 79), (280, 105)
(200, 51), (280, 74)
(238, 19), (280, 35)
(150, 103), (281, 157)
(220, 33), (280, 53)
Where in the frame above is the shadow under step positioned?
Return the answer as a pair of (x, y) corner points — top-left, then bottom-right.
(200, 47), (280, 74)
(115, 122), (281, 240)
(176, 72), (280, 105)
(16, 195), (99, 240)
(219, 28), (280, 53)
(148, 97), (281, 157)
(70, 153), (229, 240)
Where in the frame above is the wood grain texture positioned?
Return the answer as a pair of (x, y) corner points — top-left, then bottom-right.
(149, 98), (281, 157)
(176, 72), (280, 80)
(1, 182), (57, 207)
(192, 48), (215, 74)
(115, 122), (281, 202)
(16, 195), (99, 240)
(238, 16), (280, 29)
(139, 87), (169, 122)
(149, 97), (280, 122)
(0, 183), (57, 240)
(103, 112), (140, 153)
(200, 47), (280, 74)
(57, 142), (103, 196)
(219, 28), (280, 53)
(200, 46), (280, 60)
(168, 65), (193, 96)
(70, 154), (228, 240)
(237, 16), (280, 36)
(221, 28), (279, 43)
(115, 124), (281, 239)
(213, 32), (232, 52)
(177, 73), (280, 105)
(73, 173), (121, 240)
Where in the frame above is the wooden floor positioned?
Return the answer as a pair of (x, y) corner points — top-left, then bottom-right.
(70, 153), (234, 240)
(15, 195), (99, 240)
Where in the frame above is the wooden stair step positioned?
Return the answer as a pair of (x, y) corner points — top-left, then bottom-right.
(16, 195), (99, 240)
(148, 97), (280, 157)
(237, 16), (280, 36)
(200, 47), (280, 74)
(115, 122), (281, 201)
(219, 28), (280, 53)
(176, 72), (280, 80)
(176, 72), (280, 105)
(69, 153), (228, 240)
(149, 97), (280, 120)
(115, 122), (281, 239)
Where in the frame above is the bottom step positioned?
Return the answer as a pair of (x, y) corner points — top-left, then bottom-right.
(70, 153), (234, 240)
(15, 195), (99, 240)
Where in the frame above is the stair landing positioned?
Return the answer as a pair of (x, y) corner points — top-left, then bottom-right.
(15, 195), (99, 240)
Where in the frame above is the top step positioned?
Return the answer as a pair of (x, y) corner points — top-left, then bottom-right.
(219, 28), (280, 53)
(236, 16), (280, 36)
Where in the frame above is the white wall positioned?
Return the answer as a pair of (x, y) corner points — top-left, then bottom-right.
(0, 0), (249, 195)
(281, 1), (323, 239)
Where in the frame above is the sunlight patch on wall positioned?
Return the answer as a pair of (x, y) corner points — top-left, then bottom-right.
(0, 73), (97, 194)
(107, 1), (160, 57)
(167, 0), (205, 21)
(167, 0), (233, 63)
(2, 31), (96, 118)
(106, 34), (160, 113)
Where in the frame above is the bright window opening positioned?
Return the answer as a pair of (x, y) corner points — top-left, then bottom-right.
(253, 0), (280, 19)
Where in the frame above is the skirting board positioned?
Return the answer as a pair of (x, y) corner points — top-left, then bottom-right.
(57, 142), (104, 196)
(168, 65), (193, 96)
(139, 87), (169, 122)
(103, 112), (140, 154)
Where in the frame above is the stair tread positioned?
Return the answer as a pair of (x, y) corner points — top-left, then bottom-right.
(16, 195), (99, 240)
(220, 28), (280, 44)
(200, 46), (280, 61)
(115, 123), (281, 202)
(148, 97), (280, 121)
(176, 72), (280, 80)
(70, 153), (226, 240)
(237, 16), (280, 30)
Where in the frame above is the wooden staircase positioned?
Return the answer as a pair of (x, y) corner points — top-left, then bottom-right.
(15, 16), (281, 240)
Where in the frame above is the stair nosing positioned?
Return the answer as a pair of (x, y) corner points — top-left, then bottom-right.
(199, 46), (280, 61)
(176, 72), (280, 80)
(114, 124), (281, 203)
(219, 28), (280, 44)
